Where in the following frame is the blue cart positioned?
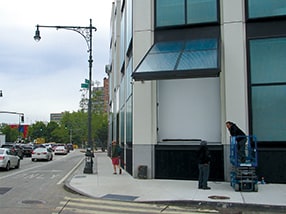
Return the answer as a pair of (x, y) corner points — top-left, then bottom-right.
(230, 135), (258, 192)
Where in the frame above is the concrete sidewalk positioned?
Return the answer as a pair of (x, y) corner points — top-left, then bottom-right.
(65, 150), (286, 212)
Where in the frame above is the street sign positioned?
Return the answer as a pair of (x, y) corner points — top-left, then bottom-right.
(81, 83), (88, 89)
(85, 79), (90, 84)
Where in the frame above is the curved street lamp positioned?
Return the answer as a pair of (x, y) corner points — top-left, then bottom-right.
(34, 19), (97, 174)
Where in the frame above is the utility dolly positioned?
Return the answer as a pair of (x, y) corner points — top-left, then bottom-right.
(230, 135), (258, 192)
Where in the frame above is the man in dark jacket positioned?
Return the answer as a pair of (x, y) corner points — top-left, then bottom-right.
(226, 121), (247, 163)
(198, 141), (211, 190)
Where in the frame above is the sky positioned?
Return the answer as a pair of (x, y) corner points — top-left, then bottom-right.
(0, 0), (114, 124)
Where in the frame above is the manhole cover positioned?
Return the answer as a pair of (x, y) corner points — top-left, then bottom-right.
(22, 200), (45, 205)
(0, 187), (12, 195)
(208, 195), (230, 200)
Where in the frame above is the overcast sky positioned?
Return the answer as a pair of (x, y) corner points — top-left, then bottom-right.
(0, 0), (113, 124)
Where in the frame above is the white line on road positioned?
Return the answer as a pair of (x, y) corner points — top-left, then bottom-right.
(57, 157), (85, 185)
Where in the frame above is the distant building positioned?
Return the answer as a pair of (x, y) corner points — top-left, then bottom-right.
(91, 78), (109, 113)
(50, 113), (63, 123)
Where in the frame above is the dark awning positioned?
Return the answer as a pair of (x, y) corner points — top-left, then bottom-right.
(132, 38), (220, 81)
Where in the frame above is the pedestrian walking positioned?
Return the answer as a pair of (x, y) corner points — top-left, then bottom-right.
(198, 141), (211, 190)
(111, 140), (122, 174)
(226, 121), (247, 163)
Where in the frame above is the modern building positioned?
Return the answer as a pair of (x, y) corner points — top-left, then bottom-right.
(50, 113), (63, 123)
(107, 0), (286, 183)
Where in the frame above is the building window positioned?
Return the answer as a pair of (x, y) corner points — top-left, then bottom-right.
(247, 0), (286, 19)
(186, 0), (217, 24)
(249, 37), (286, 142)
(156, 0), (218, 27)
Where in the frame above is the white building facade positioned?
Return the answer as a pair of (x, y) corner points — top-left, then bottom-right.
(107, 0), (286, 183)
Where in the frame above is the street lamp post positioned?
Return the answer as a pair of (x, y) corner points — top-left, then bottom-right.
(34, 19), (96, 174)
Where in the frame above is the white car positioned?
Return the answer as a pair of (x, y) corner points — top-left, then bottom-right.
(54, 146), (68, 155)
(32, 147), (53, 161)
(0, 148), (20, 170)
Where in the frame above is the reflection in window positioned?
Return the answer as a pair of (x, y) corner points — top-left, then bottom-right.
(252, 85), (286, 141)
(187, 0), (217, 24)
(136, 39), (218, 73)
(250, 38), (286, 84)
(156, 0), (217, 27)
(248, 0), (286, 19)
(250, 37), (286, 142)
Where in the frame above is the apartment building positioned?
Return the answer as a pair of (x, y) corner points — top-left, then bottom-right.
(107, 0), (286, 183)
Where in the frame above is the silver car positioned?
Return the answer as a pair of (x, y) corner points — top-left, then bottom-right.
(0, 148), (20, 170)
(32, 147), (53, 161)
(54, 146), (68, 155)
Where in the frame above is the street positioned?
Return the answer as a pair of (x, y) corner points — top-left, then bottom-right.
(0, 149), (85, 214)
(1, 150), (284, 214)
(0, 150), (218, 214)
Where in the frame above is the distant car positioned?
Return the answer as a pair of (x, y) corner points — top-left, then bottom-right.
(54, 146), (68, 155)
(21, 144), (33, 157)
(1, 144), (24, 159)
(31, 147), (53, 161)
(0, 148), (20, 170)
(67, 144), (74, 151)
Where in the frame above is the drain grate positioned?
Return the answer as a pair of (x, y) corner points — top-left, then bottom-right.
(22, 200), (45, 205)
(74, 175), (87, 179)
(208, 195), (230, 200)
(101, 194), (139, 201)
(0, 187), (12, 195)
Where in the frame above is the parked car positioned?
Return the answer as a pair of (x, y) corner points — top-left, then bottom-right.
(54, 146), (68, 155)
(0, 148), (20, 170)
(1, 144), (24, 159)
(31, 147), (53, 161)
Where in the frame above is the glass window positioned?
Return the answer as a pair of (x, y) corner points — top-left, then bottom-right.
(156, 0), (218, 27)
(250, 38), (286, 84)
(248, 0), (286, 19)
(126, 0), (132, 50)
(252, 85), (286, 141)
(187, 0), (217, 24)
(249, 37), (286, 142)
(126, 58), (133, 99)
(156, 0), (185, 27)
(126, 97), (133, 145)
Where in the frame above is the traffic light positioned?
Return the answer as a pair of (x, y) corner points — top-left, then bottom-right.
(0, 90), (2, 97)
(21, 115), (24, 123)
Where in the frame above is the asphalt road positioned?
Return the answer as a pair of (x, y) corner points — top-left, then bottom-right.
(0, 149), (85, 214)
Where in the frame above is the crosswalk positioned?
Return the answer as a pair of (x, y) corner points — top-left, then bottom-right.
(52, 197), (218, 214)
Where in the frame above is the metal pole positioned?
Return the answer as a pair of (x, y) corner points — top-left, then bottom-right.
(33, 19), (96, 174)
(87, 19), (93, 151)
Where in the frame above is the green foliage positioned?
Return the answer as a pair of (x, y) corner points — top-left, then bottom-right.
(9, 85), (109, 148)
(0, 124), (19, 142)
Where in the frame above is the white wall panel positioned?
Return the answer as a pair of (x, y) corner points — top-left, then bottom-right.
(157, 78), (221, 143)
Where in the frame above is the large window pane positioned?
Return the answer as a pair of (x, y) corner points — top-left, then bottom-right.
(252, 85), (286, 141)
(156, 0), (185, 27)
(250, 38), (286, 84)
(126, 97), (133, 145)
(187, 0), (217, 23)
(248, 0), (286, 18)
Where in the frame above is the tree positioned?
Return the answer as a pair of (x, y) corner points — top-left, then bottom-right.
(0, 124), (19, 142)
(28, 121), (47, 142)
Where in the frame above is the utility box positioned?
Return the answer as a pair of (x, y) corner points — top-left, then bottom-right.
(138, 165), (147, 179)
